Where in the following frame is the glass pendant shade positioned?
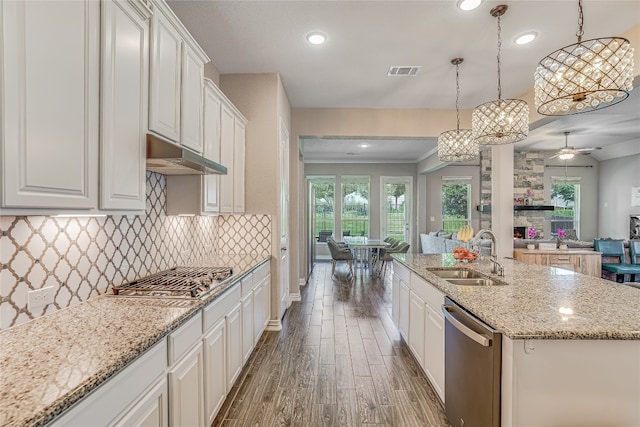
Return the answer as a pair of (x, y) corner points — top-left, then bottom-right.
(472, 98), (529, 145)
(535, 37), (634, 115)
(472, 5), (529, 145)
(438, 129), (478, 162)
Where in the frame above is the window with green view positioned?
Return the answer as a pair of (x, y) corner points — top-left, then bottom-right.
(551, 177), (580, 239)
(341, 176), (370, 237)
(442, 177), (471, 233)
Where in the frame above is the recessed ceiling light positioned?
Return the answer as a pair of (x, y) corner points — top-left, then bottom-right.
(359, 143), (369, 148)
(306, 32), (327, 45)
(457, 0), (483, 11)
(514, 31), (538, 45)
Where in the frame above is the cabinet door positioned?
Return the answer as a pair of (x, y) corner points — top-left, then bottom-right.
(168, 344), (205, 427)
(1, 1), (99, 208)
(233, 119), (246, 213)
(114, 377), (168, 427)
(408, 290), (426, 367)
(424, 304), (445, 403)
(202, 82), (222, 213)
(399, 280), (410, 341)
(219, 104), (235, 213)
(203, 319), (226, 426)
(548, 254), (577, 272)
(149, 8), (181, 142)
(100, 0), (148, 210)
(391, 274), (400, 326)
(241, 292), (254, 363)
(226, 303), (243, 389)
(253, 279), (264, 344)
(180, 44), (204, 153)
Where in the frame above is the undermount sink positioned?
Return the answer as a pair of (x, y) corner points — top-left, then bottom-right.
(427, 268), (507, 286)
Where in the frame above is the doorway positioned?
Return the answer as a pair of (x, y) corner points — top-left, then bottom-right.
(380, 176), (412, 242)
(308, 176), (336, 263)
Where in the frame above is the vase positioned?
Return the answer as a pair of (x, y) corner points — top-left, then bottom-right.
(526, 244), (535, 250)
(559, 244), (568, 250)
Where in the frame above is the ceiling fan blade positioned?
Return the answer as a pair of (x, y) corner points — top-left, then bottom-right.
(575, 147), (602, 152)
(549, 153), (560, 159)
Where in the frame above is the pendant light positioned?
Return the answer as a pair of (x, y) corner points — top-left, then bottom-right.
(472, 5), (529, 145)
(438, 58), (478, 162)
(535, 0), (634, 116)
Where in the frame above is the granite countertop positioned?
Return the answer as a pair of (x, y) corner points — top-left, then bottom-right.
(0, 253), (270, 427)
(393, 253), (640, 340)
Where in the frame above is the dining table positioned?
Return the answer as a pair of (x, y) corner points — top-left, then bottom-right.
(342, 236), (391, 277)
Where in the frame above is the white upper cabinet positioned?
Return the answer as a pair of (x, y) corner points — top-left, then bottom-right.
(180, 44), (204, 154)
(233, 119), (246, 213)
(100, 0), (150, 210)
(219, 104), (236, 214)
(202, 79), (222, 213)
(148, 0), (208, 152)
(1, 0), (99, 209)
(148, 5), (181, 142)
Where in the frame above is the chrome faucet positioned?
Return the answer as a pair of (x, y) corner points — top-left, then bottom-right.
(473, 229), (505, 276)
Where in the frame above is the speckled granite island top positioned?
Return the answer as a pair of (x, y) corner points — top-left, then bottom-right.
(393, 253), (640, 340)
(0, 253), (270, 427)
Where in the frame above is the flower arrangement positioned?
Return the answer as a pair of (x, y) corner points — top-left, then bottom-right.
(527, 227), (537, 239)
(556, 228), (566, 244)
(525, 188), (533, 199)
(514, 197), (524, 205)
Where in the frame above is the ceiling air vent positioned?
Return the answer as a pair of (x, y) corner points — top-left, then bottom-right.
(387, 66), (421, 76)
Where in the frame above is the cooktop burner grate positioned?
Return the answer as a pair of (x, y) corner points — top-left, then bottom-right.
(112, 266), (233, 298)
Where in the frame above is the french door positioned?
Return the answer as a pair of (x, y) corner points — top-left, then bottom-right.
(380, 177), (412, 242)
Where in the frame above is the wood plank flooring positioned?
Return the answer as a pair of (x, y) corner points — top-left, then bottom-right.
(213, 262), (450, 427)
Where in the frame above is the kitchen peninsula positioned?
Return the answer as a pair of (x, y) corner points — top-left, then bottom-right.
(0, 254), (270, 427)
(392, 253), (640, 427)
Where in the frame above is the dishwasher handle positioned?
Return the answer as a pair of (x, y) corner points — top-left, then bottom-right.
(442, 304), (492, 347)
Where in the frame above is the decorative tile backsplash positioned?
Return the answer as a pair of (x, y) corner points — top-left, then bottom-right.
(0, 172), (271, 329)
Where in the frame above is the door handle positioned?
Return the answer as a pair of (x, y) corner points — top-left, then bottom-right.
(442, 305), (491, 347)
(281, 247), (287, 251)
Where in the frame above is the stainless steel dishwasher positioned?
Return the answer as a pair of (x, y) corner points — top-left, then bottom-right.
(442, 297), (501, 427)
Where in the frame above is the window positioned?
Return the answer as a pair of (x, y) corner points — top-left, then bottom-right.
(341, 176), (370, 237)
(551, 176), (580, 239)
(310, 177), (335, 241)
(442, 176), (471, 233)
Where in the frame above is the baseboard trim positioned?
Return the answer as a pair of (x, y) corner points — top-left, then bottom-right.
(299, 278), (306, 287)
(265, 319), (282, 331)
(290, 291), (301, 302)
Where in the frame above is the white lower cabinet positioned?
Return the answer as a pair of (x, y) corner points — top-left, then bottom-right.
(391, 274), (400, 326)
(241, 292), (254, 363)
(398, 280), (410, 341)
(226, 302), (243, 390)
(168, 343), (205, 427)
(424, 304), (445, 402)
(114, 377), (168, 427)
(203, 318), (226, 426)
(408, 290), (426, 367)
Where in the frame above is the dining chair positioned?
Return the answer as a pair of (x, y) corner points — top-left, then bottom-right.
(327, 238), (354, 277)
(593, 239), (640, 283)
(377, 242), (410, 279)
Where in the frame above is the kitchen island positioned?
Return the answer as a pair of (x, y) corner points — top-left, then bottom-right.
(0, 254), (270, 427)
(392, 253), (640, 427)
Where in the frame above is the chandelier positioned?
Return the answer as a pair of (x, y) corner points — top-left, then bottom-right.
(534, 0), (634, 116)
(472, 5), (529, 145)
(438, 58), (478, 162)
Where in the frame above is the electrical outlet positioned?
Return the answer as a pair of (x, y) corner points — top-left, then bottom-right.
(180, 250), (192, 264)
(28, 286), (55, 310)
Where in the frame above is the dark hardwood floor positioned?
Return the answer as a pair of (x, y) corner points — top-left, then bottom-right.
(213, 262), (450, 427)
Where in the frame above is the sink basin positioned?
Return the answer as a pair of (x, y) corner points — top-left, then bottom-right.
(445, 277), (507, 286)
(427, 268), (507, 286)
(428, 269), (484, 279)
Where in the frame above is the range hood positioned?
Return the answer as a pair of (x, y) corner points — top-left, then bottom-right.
(146, 134), (227, 175)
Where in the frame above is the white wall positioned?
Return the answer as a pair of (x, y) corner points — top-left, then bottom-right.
(598, 153), (640, 239)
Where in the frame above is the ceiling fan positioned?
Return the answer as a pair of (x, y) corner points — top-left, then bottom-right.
(549, 131), (602, 160)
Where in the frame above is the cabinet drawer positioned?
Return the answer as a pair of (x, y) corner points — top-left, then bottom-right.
(203, 281), (241, 332)
(411, 273), (445, 310)
(168, 311), (202, 365)
(393, 261), (410, 283)
(252, 262), (269, 286)
(548, 254), (577, 268)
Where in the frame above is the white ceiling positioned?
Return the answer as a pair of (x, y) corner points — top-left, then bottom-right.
(168, 0), (640, 163)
